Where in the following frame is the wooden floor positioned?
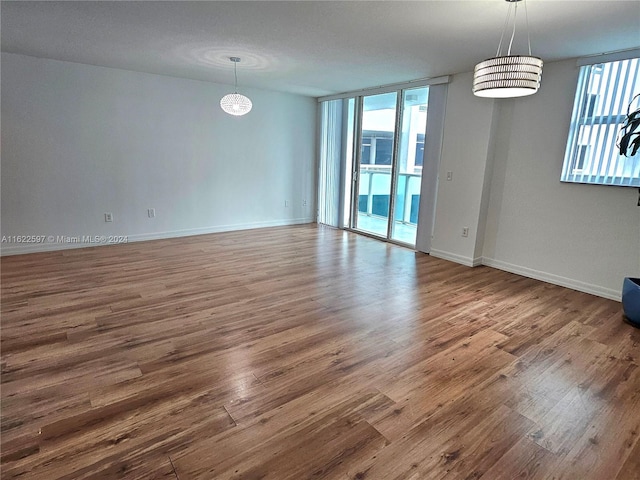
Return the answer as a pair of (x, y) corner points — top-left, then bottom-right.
(1, 224), (639, 480)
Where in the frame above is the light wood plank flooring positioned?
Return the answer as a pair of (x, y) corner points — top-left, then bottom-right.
(1, 224), (639, 479)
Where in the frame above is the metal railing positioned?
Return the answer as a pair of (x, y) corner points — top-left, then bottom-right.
(358, 166), (421, 224)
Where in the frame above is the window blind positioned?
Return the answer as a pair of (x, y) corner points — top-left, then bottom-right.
(318, 99), (343, 227)
(561, 58), (640, 187)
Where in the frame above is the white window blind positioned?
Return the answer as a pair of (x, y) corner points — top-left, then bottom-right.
(561, 57), (640, 187)
(318, 99), (343, 227)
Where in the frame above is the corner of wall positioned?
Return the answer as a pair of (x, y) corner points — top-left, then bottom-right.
(472, 100), (501, 260)
(430, 71), (498, 266)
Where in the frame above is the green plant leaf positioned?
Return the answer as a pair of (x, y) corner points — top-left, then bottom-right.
(629, 134), (640, 157)
(620, 133), (630, 154)
(619, 93), (640, 156)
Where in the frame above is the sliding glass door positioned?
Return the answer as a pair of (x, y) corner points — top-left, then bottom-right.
(391, 87), (428, 244)
(318, 81), (447, 252)
(351, 87), (428, 246)
(354, 92), (397, 238)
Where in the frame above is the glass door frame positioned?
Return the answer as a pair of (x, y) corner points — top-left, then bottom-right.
(350, 95), (363, 232)
(386, 90), (403, 243)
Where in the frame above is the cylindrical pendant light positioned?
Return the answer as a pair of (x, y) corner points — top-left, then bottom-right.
(473, 0), (543, 98)
(220, 57), (253, 116)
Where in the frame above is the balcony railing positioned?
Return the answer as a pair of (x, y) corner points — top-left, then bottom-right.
(358, 167), (421, 225)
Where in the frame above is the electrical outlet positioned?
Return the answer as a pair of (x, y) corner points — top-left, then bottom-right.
(446, 171), (453, 181)
(104, 212), (113, 223)
(462, 227), (469, 237)
(148, 208), (156, 218)
(302, 200), (307, 207)
(285, 200), (289, 207)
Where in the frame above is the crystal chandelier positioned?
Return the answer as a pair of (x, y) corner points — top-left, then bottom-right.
(473, 0), (543, 98)
(220, 57), (253, 116)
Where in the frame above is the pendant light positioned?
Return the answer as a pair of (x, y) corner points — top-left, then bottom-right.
(220, 57), (253, 116)
(473, 0), (543, 98)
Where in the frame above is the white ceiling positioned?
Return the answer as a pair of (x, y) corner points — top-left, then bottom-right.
(2, 1), (639, 97)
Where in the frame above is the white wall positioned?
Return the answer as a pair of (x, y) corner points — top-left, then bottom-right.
(482, 59), (640, 300)
(1, 53), (317, 254)
(430, 59), (640, 300)
(430, 72), (497, 266)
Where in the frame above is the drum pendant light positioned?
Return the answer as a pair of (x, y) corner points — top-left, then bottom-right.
(220, 57), (253, 116)
(473, 0), (543, 98)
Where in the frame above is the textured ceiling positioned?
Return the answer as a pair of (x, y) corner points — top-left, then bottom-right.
(2, 1), (639, 97)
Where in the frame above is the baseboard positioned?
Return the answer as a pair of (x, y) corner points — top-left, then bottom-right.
(429, 249), (482, 267)
(0, 217), (315, 256)
(428, 249), (621, 301)
(482, 257), (621, 302)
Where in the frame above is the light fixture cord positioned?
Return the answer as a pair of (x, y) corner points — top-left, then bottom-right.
(524, 0), (532, 55)
(499, 0), (533, 57)
(496, 2), (513, 57)
(507, 2), (518, 56)
(234, 61), (238, 93)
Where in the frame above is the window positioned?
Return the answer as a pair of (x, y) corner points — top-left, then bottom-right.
(361, 132), (394, 166)
(415, 133), (425, 167)
(561, 58), (640, 187)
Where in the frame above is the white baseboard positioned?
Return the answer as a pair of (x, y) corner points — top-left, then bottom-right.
(0, 217), (315, 256)
(428, 249), (621, 301)
(482, 257), (621, 302)
(429, 249), (482, 267)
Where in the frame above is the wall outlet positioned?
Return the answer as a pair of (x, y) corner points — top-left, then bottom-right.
(148, 208), (156, 218)
(104, 212), (113, 223)
(302, 200), (307, 207)
(284, 200), (289, 207)
(446, 171), (453, 181)
(462, 227), (469, 237)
